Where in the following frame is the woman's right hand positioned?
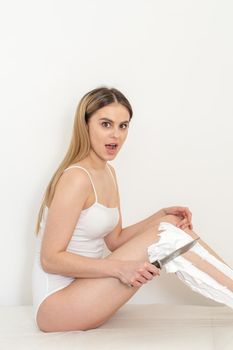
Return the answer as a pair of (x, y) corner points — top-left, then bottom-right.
(116, 260), (160, 288)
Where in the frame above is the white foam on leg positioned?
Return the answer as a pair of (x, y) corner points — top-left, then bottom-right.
(148, 222), (233, 309)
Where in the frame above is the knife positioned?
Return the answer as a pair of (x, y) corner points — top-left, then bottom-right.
(151, 237), (200, 269)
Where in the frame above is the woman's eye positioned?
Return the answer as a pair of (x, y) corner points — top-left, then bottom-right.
(120, 123), (129, 129)
(102, 121), (111, 128)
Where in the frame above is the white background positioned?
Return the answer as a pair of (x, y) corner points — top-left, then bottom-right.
(0, 0), (232, 306)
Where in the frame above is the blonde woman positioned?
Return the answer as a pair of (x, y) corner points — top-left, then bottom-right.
(32, 86), (233, 332)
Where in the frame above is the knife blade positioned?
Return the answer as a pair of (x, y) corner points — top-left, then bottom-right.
(152, 237), (200, 269)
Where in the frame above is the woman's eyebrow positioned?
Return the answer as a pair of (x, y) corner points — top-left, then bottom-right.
(99, 117), (129, 124)
(99, 117), (113, 122)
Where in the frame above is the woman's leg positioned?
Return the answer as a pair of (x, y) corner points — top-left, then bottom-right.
(37, 215), (233, 332)
(36, 214), (179, 332)
(147, 221), (233, 308)
(178, 226), (233, 287)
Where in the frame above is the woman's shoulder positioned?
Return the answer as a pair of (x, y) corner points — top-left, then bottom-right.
(64, 161), (87, 171)
(63, 162), (93, 175)
(59, 164), (92, 192)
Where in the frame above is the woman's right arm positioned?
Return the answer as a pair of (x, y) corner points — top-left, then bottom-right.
(40, 168), (120, 279)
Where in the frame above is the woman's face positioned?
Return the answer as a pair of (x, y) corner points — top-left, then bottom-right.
(87, 102), (130, 161)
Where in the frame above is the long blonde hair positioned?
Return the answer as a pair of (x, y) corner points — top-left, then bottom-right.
(35, 86), (133, 234)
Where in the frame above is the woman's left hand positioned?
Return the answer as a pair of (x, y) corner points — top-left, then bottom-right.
(162, 206), (193, 230)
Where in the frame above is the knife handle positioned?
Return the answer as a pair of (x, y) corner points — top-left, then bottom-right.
(151, 260), (162, 269)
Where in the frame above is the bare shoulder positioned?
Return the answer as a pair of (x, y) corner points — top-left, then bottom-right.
(54, 167), (92, 202)
(61, 166), (91, 185)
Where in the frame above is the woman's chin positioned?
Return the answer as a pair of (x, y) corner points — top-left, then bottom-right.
(105, 154), (117, 161)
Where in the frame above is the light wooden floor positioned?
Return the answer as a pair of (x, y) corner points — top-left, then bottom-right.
(1, 304), (233, 350)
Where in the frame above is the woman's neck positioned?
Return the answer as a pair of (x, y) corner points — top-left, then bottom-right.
(84, 149), (107, 170)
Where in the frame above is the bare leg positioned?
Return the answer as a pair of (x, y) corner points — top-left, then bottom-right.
(36, 215), (179, 332)
(37, 215), (233, 332)
(180, 226), (233, 290)
(147, 221), (233, 307)
(163, 224), (233, 289)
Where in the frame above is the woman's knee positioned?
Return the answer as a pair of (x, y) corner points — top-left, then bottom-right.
(157, 214), (200, 240)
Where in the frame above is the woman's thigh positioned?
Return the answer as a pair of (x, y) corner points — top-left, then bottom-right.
(37, 214), (181, 332)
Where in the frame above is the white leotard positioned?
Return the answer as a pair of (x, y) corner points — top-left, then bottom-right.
(32, 164), (119, 325)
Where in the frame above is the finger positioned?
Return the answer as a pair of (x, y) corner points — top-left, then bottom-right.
(182, 208), (193, 229)
(133, 281), (143, 287)
(180, 221), (193, 230)
(142, 270), (155, 280)
(137, 276), (148, 284)
(181, 224), (189, 230)
(184, 207), (192, 222)
(179, 223), (193, 231)
(179, 222), (190, 230)
(145, 262), (160, 276)
(176, 217), (188, 228)
(189, 223), (193, 230)
(151, 267), (160, 276)
(130, 278), (144, 287)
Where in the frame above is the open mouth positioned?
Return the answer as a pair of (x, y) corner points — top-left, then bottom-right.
(105, 143), (118, 150)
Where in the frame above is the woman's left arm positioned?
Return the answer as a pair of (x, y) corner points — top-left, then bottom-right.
(104, 166), (193, 251)
(104, 206), (193, 251)
(104, 208), (164, 251)
(104, 166), (165, 251)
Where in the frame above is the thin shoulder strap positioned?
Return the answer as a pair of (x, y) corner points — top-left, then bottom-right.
(106, 164), (117, 189)
(63, 165), (98, 202)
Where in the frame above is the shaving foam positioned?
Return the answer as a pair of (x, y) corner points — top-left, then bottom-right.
(148, 222), (233, 309)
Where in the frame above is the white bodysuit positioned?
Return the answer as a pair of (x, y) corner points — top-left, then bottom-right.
(32, 165), (119, 324)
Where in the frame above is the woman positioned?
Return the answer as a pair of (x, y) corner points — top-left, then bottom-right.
(32, 86), (233, 332)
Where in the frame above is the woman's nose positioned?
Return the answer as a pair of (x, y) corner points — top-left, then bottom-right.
(111, 127), (120, 138)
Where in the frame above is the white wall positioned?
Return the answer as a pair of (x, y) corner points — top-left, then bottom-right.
(0, 0), (232, 306)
